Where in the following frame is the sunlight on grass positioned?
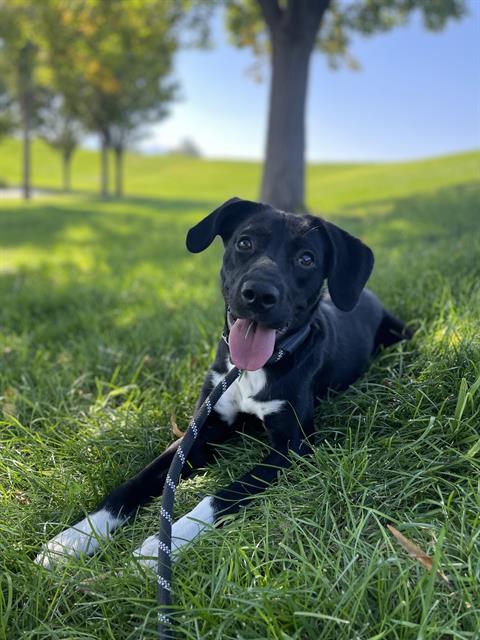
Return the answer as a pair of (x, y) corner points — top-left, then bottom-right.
(431, 326), (462, 349)
(1, 150), (479, 639)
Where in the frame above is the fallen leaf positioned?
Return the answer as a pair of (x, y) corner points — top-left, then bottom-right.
(14, 491), (30, 505)
(170, 413), (185, 437)
(387, 525), (450, 585)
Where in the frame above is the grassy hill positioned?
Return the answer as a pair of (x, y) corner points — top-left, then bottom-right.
(1, 136), (479, 209)
(0, 144), (479, 639)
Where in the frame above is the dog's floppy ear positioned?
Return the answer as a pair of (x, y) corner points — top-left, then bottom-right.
(186, 197), (267, 253)
(320, 219), (374, 312)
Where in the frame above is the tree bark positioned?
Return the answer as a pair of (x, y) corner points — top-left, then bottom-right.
(62, 149), (72, 192)
(258, 0), (331, 212)
(114, 145), (123, 198)
(100, 134), (109, 197)
(21, 102), (31, 200)
(18, 42), (34, 201)
(260, 32), (312, 212)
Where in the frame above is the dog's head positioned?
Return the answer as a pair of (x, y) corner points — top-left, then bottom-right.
(186, 197), (374, 370)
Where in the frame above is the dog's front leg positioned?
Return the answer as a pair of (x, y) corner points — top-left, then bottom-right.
(134, 403), (314, 568)
(35, 394), (235, 569)
(34, 437), (184, 568)
(212, 402), (314, 518)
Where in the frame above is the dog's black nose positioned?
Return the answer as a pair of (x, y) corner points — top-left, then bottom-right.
(241, 281), (279, 311)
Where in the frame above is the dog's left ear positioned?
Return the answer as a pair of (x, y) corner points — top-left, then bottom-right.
(186, 197), (268, 253)
(319, 218), (374, 312)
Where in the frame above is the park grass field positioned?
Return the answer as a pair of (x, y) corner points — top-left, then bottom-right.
(0, 142), (479, 639)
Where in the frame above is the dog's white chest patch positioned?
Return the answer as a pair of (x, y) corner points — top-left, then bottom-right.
(210, 361), (285, 425)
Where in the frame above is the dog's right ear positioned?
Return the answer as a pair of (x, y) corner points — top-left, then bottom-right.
(186, 197), (267, 253)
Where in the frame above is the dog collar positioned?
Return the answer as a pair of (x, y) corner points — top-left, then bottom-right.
(222, 321), (312, 366)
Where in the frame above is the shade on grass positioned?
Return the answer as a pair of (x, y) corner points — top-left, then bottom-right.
(0, 149), (479, 639)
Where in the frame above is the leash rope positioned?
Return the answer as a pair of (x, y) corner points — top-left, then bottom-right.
(156, 323), (312, 638)
(157, 365), (242, 638)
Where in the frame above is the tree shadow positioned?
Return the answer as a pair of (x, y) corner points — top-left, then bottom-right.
(1, 181), (478, 335)
(0, 195), (221, 281)
(0, 194), (225, 348)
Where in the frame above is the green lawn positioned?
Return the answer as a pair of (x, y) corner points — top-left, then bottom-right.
(1, 144), (479, 639)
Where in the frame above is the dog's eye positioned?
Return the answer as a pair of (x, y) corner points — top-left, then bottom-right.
(297, 251), (315, 267)
(237, 237), (252, 251)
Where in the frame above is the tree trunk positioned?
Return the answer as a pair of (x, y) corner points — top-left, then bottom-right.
(21, 103), (31, 200)
(260, 32), (313, 212)
(114, 145), (123, 198)
(62, 149), (72, 192)
(100, 134), (109, 197)
(18, 44), (33, 201)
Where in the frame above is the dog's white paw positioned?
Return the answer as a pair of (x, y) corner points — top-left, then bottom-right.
(133, 533), (160, 569)
(35, 509), (124, 569)
(133, 496), (215, 569)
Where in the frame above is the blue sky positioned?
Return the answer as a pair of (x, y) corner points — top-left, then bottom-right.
(147, 1), (480, 162)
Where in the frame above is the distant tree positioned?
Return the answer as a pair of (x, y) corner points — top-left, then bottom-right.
(169, 137), (203, 157)
(0, 0), (43, 199)
(0, 77), (15, 143)
(40, 0), (210, 198)
(105, 30), (178, 198)
(224, 0), (467, 211)
(37, 94), (82, 192)
(109, 96), (173, 199)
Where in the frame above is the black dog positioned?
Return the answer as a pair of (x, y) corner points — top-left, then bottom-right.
(36, 197), (407, 568)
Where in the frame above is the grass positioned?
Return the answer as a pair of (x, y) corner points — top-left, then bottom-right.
(1, 140), (479, 639)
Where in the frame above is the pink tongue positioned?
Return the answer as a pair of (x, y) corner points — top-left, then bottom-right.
(229, 319), (276, 371)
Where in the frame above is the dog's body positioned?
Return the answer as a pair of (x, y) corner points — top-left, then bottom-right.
(36, 198), (408, 569)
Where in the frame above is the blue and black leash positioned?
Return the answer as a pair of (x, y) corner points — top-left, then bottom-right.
(157, 365), (242, 638)
(156, 323), (312, 638)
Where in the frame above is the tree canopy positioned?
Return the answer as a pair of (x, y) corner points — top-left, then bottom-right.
(226, 0), (467, 67)
(37, 0), (184, 195)
(0, 0), (211, 197)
